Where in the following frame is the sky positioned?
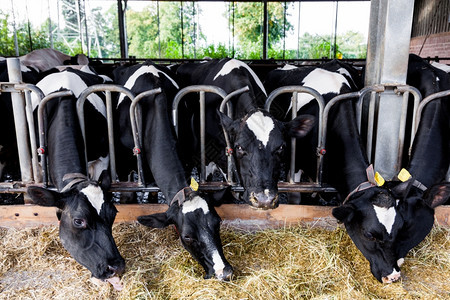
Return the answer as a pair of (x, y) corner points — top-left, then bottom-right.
(5, 0), (371, 51)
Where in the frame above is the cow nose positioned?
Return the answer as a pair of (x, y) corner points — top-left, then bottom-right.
(382, 269), (401, 283)
(249, 190), (278, 210)
(107, 261), (125, 277)
(216, 265), (233, 281)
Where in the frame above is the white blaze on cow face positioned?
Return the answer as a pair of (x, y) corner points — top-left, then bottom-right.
(245, 111), (274, 148)
(292, 68), (351, 112)
(182, 196), (210, 215)
(212, 250), (226, 277)
(117, 65), (179, 107)
(81, 184), (105, 215)
(213, 59), (267, 96)
(373, 205), (397, 235)
(31, 71), (106, 118)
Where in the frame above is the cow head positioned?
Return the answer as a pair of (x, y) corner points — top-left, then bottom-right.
(332, 182), (450, 283)
(219, 109), (315, 209)
(138, 191), (233, 281)
(27, 171), (125, 282)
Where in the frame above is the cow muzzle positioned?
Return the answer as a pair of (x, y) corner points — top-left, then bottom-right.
(215, 265), (233, 281)
(249, 189), (279, 210)
(381, 269), (401, 284)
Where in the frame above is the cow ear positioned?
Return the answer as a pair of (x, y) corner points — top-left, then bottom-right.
(218, 110), (239, 141)
(27, 186), (64, 209)
(138, 213), (172, 228)
(98, 170), (111, 191)
(217, 110), (234, 130)
(423, 182), (450, 208)
(332, 205), (354, 223)
(286, 114), (316, 138)
(395, 198), (435, 259)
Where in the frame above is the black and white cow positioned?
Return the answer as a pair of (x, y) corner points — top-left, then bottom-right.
(264, 60), (419, 283)
(113, 60), (233, 280)
(26, 68), (125, 289)
(176, 58), (315, 209)
(333, 56), (450, 283)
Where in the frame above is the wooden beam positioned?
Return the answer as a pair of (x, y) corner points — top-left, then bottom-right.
(0, 204), (449, 229)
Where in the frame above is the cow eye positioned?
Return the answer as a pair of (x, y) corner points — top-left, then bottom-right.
(182, 235), (195, 244)
(73, 218), (87, 229)
(235, 145), (246, 157)
(364, 232), (376, 241)
(275, 145), (285, 155)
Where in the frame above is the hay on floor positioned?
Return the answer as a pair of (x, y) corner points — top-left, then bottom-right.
(0, 221), (449, 299)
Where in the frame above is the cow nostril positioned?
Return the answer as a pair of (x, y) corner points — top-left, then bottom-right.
(107, 264), (125, 277)
(382, 271), (401, 284)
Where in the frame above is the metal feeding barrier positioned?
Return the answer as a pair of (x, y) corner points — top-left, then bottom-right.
(356, 84), (422, 173)
(0, 78), (448, 196)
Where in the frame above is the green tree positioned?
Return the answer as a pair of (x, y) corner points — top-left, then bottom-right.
(227, 2), (293, 59)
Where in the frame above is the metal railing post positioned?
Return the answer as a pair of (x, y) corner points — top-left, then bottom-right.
(77, 84), (135, 182)
(172, 85), (227, 183)
(6, 58), (34, 184)
(265, 86), (325, 184)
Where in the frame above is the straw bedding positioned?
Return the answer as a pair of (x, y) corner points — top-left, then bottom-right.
(0, 221), (449, 299)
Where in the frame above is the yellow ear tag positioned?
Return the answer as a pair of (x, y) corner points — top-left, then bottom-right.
(190, 177), (199, 191)
(398, 168), (412, 182)
(374, 172), (385, 186)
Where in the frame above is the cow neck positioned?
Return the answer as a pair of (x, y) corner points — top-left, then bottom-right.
(325, 100), (371, 198)
(232, 93), (259, 120)
(138, 93), (190, 205)
(60, 173), (89, 193)
(407, 100), (449, 188)
(169, 186), (195, 207)
(47, 98), (86, 192)
(343, 165), (377, 204)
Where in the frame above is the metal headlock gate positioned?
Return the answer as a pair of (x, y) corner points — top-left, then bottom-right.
(0, 78), (449, 197)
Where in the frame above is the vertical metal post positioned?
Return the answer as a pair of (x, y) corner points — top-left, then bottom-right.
(118, 0), (128, 59)
(24, 91), (42, 183)
(262, 0), (268, 60)
(364, 0), (415, 179)
(105, 91), (117, 181)
(7, 58), (34, 184)
(289, 92), (298, 184)
(199, 91), (206, 183)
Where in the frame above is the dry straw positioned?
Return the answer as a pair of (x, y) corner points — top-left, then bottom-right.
(0, 221), (449, 299)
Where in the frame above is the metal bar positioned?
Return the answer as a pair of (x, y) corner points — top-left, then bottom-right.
(15, 83), (45, 183)
(7, 58), (34, 184)
(0, 181), (337, 195)
(37, 90), (74, 187)
(265, 85), (325, 183)
(355, 85), (385, 162)
(262, 0), (268, 60)
(105, 91), (117, 181)
(117, 0), (128, 59)
(23, 91), (42, 183)
(77, 84), (135, 179)
(199, 91), (206, 182)
(172, 85), (227, 136)
(415, 90), (450, 133)
(130, 88), (162, 185)
(219, 86), (250, 184)
(290, 92), (298, 183)
(393, 85), (422, 165)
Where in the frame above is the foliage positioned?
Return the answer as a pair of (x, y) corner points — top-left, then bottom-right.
(1, 3), (367, 60)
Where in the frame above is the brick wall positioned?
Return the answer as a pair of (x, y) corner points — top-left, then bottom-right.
(410, 32), (450, 63)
